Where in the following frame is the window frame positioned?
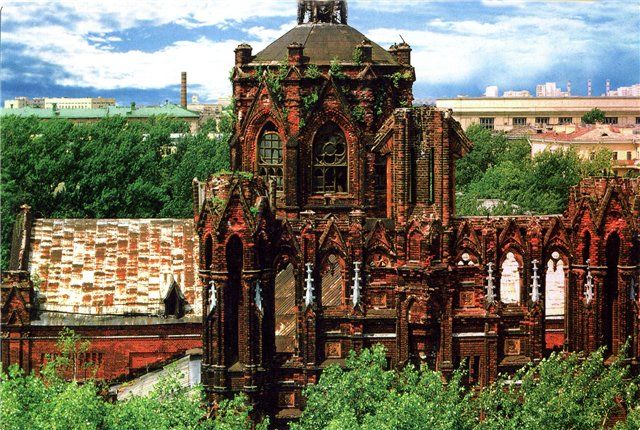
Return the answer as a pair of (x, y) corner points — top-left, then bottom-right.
(479, 117), (494, 130)
(512, 117), (527, 126)
(257, 128), (284, 191)
(312, 123), (349, 195)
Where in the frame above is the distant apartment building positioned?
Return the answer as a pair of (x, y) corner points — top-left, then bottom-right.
(43, 97), (116, 109)
(435, 96), (640, 132)
(529, 124), (640, 175)
(503, 90), (531, 97)
(4, 96), (115, 109)
(608, 83), (640, 97)
(535, 82), (570, 97)
(4, 96), (44, 109)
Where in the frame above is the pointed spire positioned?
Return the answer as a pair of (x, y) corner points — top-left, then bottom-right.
(584, 259), (594, 304)
(352, 262), (362, 307)
(254, 279), (263, 313)
(530, 259), (540, 303)
(486, 262), (496, 305)
(304, 263), (315, 307)
(209, 279), (217, 314)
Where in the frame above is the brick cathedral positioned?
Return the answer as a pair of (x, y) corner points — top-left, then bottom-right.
(1, 0), (639, 423)
(195, 0), (639, 420)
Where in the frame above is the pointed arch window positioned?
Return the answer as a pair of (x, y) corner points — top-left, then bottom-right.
(545, 252), (565, 317)
(499, 252), (521, 304)
(313, 123), (348, 194)
(258, 125), (283, 190)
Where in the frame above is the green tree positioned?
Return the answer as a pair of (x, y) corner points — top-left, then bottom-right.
(0, 115), (230, 269)
(582, 107), (606, 124)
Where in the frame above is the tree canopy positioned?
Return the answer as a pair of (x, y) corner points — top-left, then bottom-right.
(0, 115), (231, 269)
(292, 344), (638, 430)
(456, 124), (613, 216)
(582, 107), (607, 124)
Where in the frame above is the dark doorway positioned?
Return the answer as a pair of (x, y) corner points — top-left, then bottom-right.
(603, 233), (620, 355)
(225, 235), (243, 365)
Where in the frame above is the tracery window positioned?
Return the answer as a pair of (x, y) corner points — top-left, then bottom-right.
(313, 123), (348, 194)
(258, 126), (283, 190)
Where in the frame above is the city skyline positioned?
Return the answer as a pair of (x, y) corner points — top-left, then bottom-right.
(2, 0), (639, 105)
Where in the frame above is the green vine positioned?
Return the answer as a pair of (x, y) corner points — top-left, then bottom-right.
(265, 62), (289, 104)
(390, 71), (412, 88)
(249, 206), (260, 216)
(352, 105), (366, 123)
(300, 90), (320, 129)
(352, 47), (363, 65)
(305, 64), (322, 79)
(374, 87), (387, 118)
(210, 196), (226, 212)
(329, 58), (347, 80)
(228, 67), (235, 82)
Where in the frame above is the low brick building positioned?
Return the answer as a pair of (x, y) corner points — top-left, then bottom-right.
(2, 216), (201, 380)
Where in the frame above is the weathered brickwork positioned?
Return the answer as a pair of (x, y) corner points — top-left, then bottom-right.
(198, 2), (640, 421)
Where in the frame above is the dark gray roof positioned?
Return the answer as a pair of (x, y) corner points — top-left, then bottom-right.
(253, 23), (398, 65)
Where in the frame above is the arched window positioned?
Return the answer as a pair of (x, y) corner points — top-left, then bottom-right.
(545, 252), (565, 317)
(313, 123), (348, 194)
(582, 231), (591, 264)
(321, 254), (343, 307)
(500, 252), (521, 304)
(275, 262), (296, 353)
(258, 125), (283, 190)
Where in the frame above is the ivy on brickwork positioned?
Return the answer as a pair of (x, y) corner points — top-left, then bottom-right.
(329, 58), (347, 80)
(305, 64), (322, 79)
(264, 62), (289, 105)
(300, 90), (320, 129)
(390, 71), (412, 89)
(352, 46), (363, 65)
(351, 105), (366, 123)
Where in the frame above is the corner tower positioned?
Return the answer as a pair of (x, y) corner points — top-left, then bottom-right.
(229, 0), (415, 218)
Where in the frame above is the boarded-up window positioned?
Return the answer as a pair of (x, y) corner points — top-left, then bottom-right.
(275, 263), (296, 353)
(321, 254), (343, 307)
(545, 253), (565, 317)
(500, 252), (521, 304)
(408, 231), (422, 261)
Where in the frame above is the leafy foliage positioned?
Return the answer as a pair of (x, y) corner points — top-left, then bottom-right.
(456, 124), (613, 215)
(0, 329), (267, 430)
(304, 64), (322, 79)
(264, 63), (289, 105)
(329, 58), (347, 80)
(582, 107), (606, 124)
(293, 345), (639, 430)
(0, 115), (230, 269)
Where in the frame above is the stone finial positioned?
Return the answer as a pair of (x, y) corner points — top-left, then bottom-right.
(486, 262), (496, 305)
(304, 263), (315, 307)
(584, 259), (594, 304)
(357, 39), (372, 63)
(254, 279), (263, 313)
(530, 259), (540, 303)
(209, 279), (217, 314)
(352, 262), (362, 307)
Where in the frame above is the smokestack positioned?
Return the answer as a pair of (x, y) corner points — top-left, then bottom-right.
(567, 80), (571, 96)
(605, 79), (611, 96)
(181, 72), (187, 108)
(587, 79), (592, 97)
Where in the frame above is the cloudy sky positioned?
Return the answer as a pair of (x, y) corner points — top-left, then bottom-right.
(2, 0), (639, 105)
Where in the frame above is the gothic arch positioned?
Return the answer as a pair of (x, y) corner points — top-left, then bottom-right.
(257, 122), (284, 191)
(225, 235), (244, 365)
(318, 252), (346, 308)
(311, 122), (349, 194)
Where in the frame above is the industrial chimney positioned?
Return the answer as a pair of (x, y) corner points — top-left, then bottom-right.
(605, 79), (611, 96)
(587, 79), (592, 97)
(181, 72), (187, 108)
(567, 80), (571, 96)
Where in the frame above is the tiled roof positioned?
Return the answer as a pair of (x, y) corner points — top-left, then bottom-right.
(28, 219), (201, 317)
(0, 103), (199, 119)
(531, 125), (639, 142)
(253, 23), (399, 65)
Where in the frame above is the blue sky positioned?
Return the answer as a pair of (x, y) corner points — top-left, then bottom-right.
(2, 0), (639, 105)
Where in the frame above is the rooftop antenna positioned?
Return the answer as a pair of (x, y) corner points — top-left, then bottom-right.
(399, 34), (407, 44)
